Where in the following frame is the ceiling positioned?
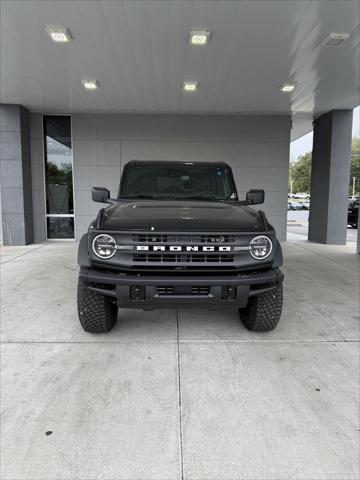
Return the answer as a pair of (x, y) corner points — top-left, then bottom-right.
(1, 0), (359, 140)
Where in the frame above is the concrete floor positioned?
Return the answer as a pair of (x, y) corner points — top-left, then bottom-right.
(1, 238), (359, 480)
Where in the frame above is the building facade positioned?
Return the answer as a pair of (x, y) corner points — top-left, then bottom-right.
(27, 112), (291, 243)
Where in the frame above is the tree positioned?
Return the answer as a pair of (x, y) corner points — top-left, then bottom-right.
(289, 137), (360, 196)
(350, 137), (360, 196)
(46, 161), (74, 213)
(289, 152), (311, 193)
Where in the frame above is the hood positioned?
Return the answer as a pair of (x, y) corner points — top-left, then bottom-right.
(99, 200), (267, 232)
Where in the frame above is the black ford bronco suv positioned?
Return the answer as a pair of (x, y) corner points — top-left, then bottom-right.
(77, 161), (284, 333)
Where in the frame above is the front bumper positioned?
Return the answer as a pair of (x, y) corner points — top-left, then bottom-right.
(79, 267), (284, 308)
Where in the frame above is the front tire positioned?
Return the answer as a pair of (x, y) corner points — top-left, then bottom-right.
(77, 278), (118, 333)
(239, 284), (283, 332)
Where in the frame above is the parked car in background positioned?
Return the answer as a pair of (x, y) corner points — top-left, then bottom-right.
(295, 192), (310, 199)
(295, 202), (305, 210)
(288, 201), (303, 210)
(302, 201), (310, 210)
(348, 199), (359, 228)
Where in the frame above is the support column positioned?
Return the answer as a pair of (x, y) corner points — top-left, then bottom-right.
(0, 104), (33, 245)
(308, 110), (353, 244)
(357, 206), (360, 254)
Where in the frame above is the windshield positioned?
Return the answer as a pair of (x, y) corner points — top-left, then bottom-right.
(120, 163), (237, 200)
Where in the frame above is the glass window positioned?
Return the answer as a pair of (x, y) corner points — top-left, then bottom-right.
(43, 116), (74, 239)
(120, 163), (237, 200)
(46, 217), (74, 239)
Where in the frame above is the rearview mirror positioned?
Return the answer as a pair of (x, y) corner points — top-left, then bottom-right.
(246, 189), (265, 205)
(92, 186), (110, 203)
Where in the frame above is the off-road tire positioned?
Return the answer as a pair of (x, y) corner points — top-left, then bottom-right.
(77, 278), (118, 333)
(239, 284), (283, 332)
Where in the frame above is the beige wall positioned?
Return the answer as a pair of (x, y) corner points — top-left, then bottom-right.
(30, 114), (291, 241)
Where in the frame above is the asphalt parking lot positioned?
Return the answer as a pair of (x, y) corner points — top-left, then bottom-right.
(1, 238), (359, 480)
(287, 210), (358, 242)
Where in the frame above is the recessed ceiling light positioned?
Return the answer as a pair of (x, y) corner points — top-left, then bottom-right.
(82, 79), (99, 90)
(189, 30), (210, 45)
(45, 26), (72, 43)
(321, 32), (350, 46)
(183, 81), (198, 92)
(280, 82), (297, 93)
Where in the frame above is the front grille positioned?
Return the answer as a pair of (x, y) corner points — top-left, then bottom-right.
(191, 286), (210, 295)
(133, 234), (169, 243)
(103, 231), (257, 271)
(156, 286), (210, 296)
(132, 234), (235, 243)
(156, 286), (175, 295)
(133, 253), (234, 263)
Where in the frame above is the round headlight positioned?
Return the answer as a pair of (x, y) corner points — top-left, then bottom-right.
(250, 235), (272, 260)
(92, 234), (117, 259)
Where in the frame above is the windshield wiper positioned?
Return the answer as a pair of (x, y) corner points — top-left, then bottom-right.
(123, 195), (160, 199)
(123, 194), (227, 201)
(178, 195), (223, 201)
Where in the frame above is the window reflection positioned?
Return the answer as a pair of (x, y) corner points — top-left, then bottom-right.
(46, 217), (74, 239)
(44, 117), (73, 214)
(44, 116), (74, 238)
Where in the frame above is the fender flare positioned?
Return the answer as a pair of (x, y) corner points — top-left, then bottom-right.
(273, 239), (283, 268)
(78, 234), (91, 267)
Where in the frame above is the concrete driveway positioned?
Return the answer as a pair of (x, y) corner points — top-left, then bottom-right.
(1, 238), (359, 480)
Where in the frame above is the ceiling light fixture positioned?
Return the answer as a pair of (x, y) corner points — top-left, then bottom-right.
(280, 82), (297, 93)
(189, 30), (210, 45)
(45, 26), (72, 43)
(82, 79), (99, 90)
(321, 32), (350, 46)
(183, 81), (198, 92)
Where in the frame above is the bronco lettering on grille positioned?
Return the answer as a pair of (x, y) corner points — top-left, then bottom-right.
(136, 245), (232, 252)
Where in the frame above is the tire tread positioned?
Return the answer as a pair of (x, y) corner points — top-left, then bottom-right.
(77, 279), (117, 333)
(240, 284), (283, 331)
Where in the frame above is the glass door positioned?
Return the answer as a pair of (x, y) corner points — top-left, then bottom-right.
(43, 116), (75, 239)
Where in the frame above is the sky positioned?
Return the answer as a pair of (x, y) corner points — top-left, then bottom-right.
(290, 106), (360, 163)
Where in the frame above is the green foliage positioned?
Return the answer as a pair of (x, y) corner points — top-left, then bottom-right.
(46, 161), (74, 213)
(289, 152), (312, 193)
(289, 137), (360, 195)
(351, 138), (360, 195)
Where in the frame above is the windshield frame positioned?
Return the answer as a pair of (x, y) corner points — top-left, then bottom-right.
(118, 162), (238, 201)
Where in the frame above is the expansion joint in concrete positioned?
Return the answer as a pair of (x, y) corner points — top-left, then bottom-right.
(176, 309), (185, 480)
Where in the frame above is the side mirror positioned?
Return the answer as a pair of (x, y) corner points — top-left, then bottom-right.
(92, 186), (110, 203)
(246, 189), (265, 205)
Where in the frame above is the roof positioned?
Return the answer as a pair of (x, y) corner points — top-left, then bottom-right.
(1, 0), (358, 140)
(125, 160), (231, 168)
